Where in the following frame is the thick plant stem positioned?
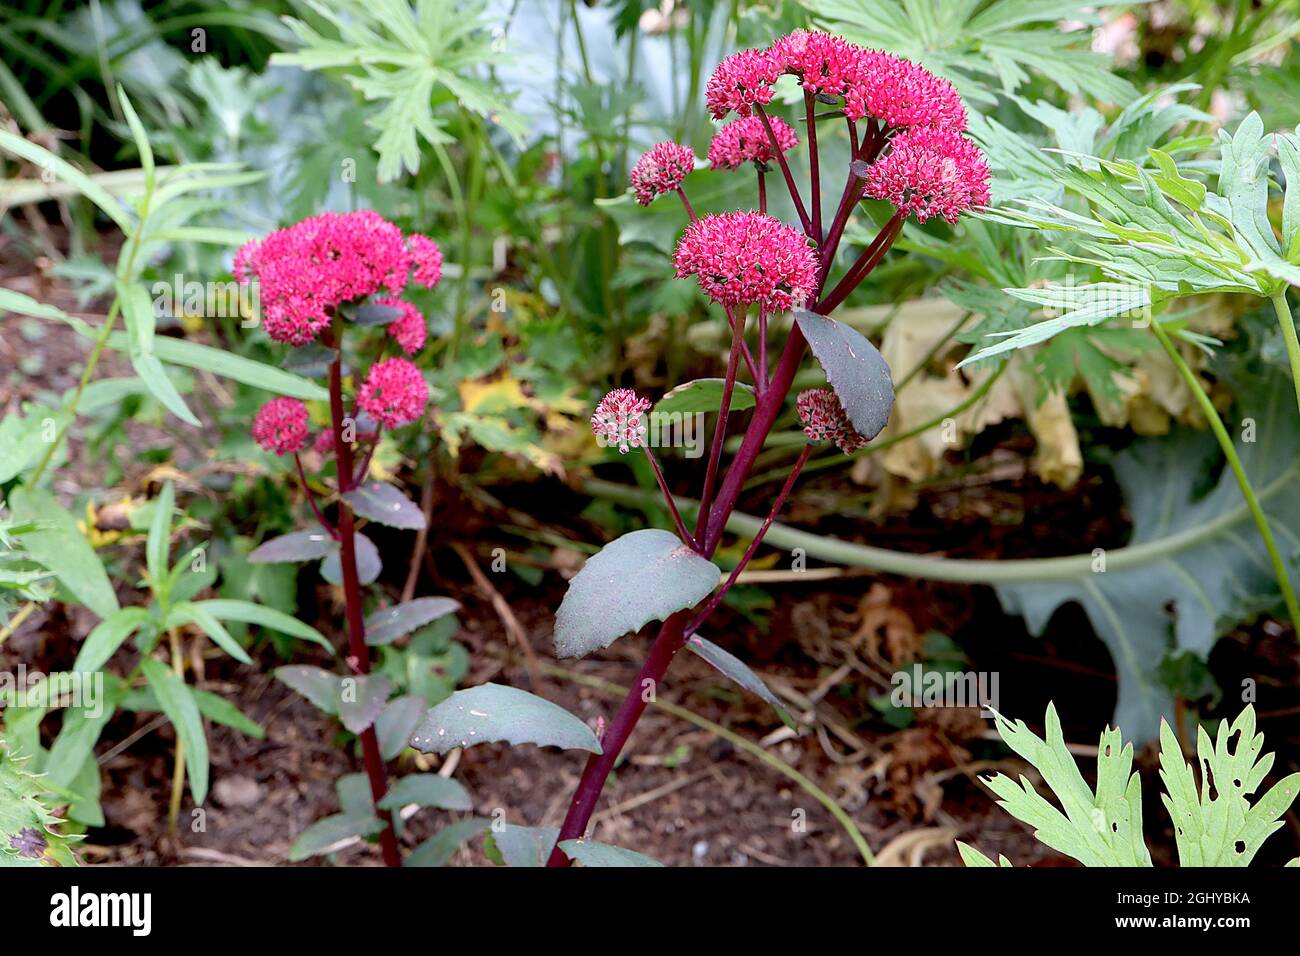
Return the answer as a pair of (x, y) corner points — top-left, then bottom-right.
(328, 349), (402, 868)
(685, 444), (811, 636)
(1271, 289), (1300, 417)
(545, 610), (692, 866)
(1151, 320), (1300, 635)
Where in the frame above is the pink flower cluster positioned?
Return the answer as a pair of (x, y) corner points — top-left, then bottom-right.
(673, 212), (819, 312)
(234, 211), (443, 346)
(357, 358), (429, 429)
(630, 142), (696, 205)
(796, 389), (865, 455)
(705, 49), (781, 120)
(591, 388), (652, 455)
(865, 127), (991, 224)
(253, 397), (310, 456)
(708, 116), (798, 170)
(706, 30), (966, 133)
(379, 298), (428, 354)
(407, 234), (444, 288)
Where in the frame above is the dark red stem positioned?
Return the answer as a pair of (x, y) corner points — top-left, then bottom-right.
(294, 453), (338, 539)
(694, 309), (745, 540)
(676, 187), (696, 222)
(328, 343), (400, 868)
(805, 92), (822, 243)
(643, 445), (696, 550)
(756, 105), (811, 235)
(684, 444), (811, 637)
(757, 168), (767, 214)
(817, 214), (904, 315)
(545, 610), (691, 865)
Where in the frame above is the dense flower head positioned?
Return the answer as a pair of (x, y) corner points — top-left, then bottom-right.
(234, 210), (413, 345)
(864, 126), (990, 224)
(630, 142), (696, 205)
(797, 388), (865, 455)
(843, 51), (966, 131)
(708, 116), (798, 170)
(705, 48), (781, 119)
(590, 388), (652, 455)
(357, 358), (429, 429)
(253, 397), (310, 456)
(407, 234), (444, 288)
(770, 29), (860, 100)
(704, 31), (966, 133)
(673, 211), (819, 312)
(380, 298), (427, 354)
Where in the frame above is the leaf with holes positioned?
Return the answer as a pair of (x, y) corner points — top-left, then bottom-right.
(795, 311), (894, 441)
(409, 683), (601, 755)
(1158, 705), (1300, 865)
(978, 702), (1151, 867)
(654, 378), (756, 417)
(343, 481), (426, 530)
(553, 529), (720, 658)
(686, 635), (798, 730)
(365, 597), (460, 645)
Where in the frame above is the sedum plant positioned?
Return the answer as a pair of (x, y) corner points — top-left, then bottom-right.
(959, 703), (1300, 868)
(409, 28), (992, 866)
(235, 210), (476, 866)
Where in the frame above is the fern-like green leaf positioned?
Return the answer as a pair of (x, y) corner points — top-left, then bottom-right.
(980, 703), (1152, 867)
(1158, 706), (1300, 866)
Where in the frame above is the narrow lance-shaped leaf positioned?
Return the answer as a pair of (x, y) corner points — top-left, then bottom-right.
(139, 658), (209, 805)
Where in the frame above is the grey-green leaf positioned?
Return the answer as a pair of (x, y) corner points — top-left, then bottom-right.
(795, 311), (894, 441)
(376, 773), (472, 812)
(376, 695), (427, 760)
(342, 481), (426, 530)
(288, 812), (384, 861)
(654, 378), (757, 417)
(553, 529), (720, 658)
(409, 683), (601, 755)
(364, 597), (460, 646)
(337, 674), (391, 734)
(489, 824), (558, 867)
(559, 839), (664, 867)
(248, 530), (337, 564)
(686, 635), (798, 730)
(405, 817), (491, 867)
(274, 665), (341, 716)
(320, 532), (380, 586)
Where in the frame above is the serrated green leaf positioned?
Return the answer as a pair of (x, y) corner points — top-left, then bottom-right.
(1159, 705), (1300, 865)
(559, 839), (664, 867)
(982, 702), (1151, 866)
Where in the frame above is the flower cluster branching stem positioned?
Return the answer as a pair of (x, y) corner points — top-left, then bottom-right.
(327, 338), (401, 869)
(547, 102), (908, 864)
